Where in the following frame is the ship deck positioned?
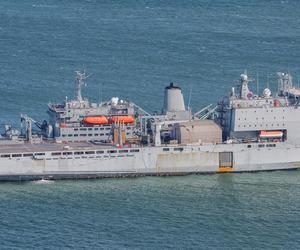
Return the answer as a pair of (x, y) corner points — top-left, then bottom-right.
(0, 141), (119, 154)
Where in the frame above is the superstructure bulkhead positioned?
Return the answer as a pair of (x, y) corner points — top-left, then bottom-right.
(1, 71), (300, 180)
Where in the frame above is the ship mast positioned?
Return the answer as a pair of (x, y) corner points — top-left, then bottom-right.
(75, 71), (88, 102)
(240, 73), (250, 99)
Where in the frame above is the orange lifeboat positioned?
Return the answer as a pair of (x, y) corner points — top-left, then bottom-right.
(83, 116), (109, 125)
(110, 115), (135, 124)
(260, 130), (283, 138)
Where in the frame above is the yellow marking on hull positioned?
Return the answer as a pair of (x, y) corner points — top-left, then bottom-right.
(218, 167), (234, 173)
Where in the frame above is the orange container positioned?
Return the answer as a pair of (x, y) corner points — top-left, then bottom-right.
(83, 116), (109, 125)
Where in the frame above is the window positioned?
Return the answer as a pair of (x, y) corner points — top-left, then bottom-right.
(12, 154), (22, 157)
(163, 148), (170, 151)
(96, 151), (104, 154)
(23, 153), (33, 157)
(63, 152), (72, 155)
(35, 153), (45, 156)
(119, 150), (128, 153)
(85, 151), (95, 155)
(88, 134), (93, 136)
(51, 152), (61, 156)
(88, 128), (92, 131)
(247, 145), (251, 148)
(258, 144), (265, 148)
(130, 149), (140, 153)
(174, 147), (184, 152)
(108, 150), (117, 154)
(1, 154), (10, 158)
(80, 134), (87, 136)
(74, 151), (84, 155)
(94, 134), (99, 136)
(80, 128), (87, 131)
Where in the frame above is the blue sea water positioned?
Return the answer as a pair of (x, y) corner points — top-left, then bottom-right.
(1, 0), (300, 249)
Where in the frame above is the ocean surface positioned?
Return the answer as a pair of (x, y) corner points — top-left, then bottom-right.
(1, 0), (300, 249)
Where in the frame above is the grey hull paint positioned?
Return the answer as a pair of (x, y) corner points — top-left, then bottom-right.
(0, 142), (299, 181)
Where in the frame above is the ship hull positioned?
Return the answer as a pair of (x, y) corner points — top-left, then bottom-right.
(0, 142), (299, 181)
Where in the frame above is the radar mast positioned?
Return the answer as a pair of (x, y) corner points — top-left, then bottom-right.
(75, 71), (89, 102)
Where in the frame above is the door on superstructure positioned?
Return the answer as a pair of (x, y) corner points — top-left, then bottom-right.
(219, 152), (233, 173)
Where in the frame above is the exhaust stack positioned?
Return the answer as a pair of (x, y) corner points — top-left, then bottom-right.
(163, 83), (185, 114)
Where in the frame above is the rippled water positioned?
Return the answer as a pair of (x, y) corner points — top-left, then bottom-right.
(1, 172), (300, 249)
(1, 0), (300, 249)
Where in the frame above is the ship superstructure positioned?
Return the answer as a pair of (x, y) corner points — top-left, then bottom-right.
(219, 72), (300, 144)
(43, 71), (139, 143)
(1, 70), (300, 180)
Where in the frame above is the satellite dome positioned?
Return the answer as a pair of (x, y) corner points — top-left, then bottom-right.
(263, 88), (271, 98)
(240, 74), (248, 81)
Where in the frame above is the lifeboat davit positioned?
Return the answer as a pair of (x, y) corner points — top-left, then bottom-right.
(110, 115), (135, 124)
(83, 116), (109, 125)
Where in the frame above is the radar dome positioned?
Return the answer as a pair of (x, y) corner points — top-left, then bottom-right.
(240, 74), (248, 81)
(111, 97), (119, 106)
(263, 88), (271, 98)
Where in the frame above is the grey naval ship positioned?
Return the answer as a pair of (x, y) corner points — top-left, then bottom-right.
(1, 71), (300, 180)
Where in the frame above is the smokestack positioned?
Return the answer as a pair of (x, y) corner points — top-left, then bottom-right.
(163, 82), (185, 114)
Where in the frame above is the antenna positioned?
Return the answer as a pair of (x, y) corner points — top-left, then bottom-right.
(98, 83), (103, 104)
(267, 74), (270, 89)
(256, 72), (259, 94)
(187, 86), (192, 110)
